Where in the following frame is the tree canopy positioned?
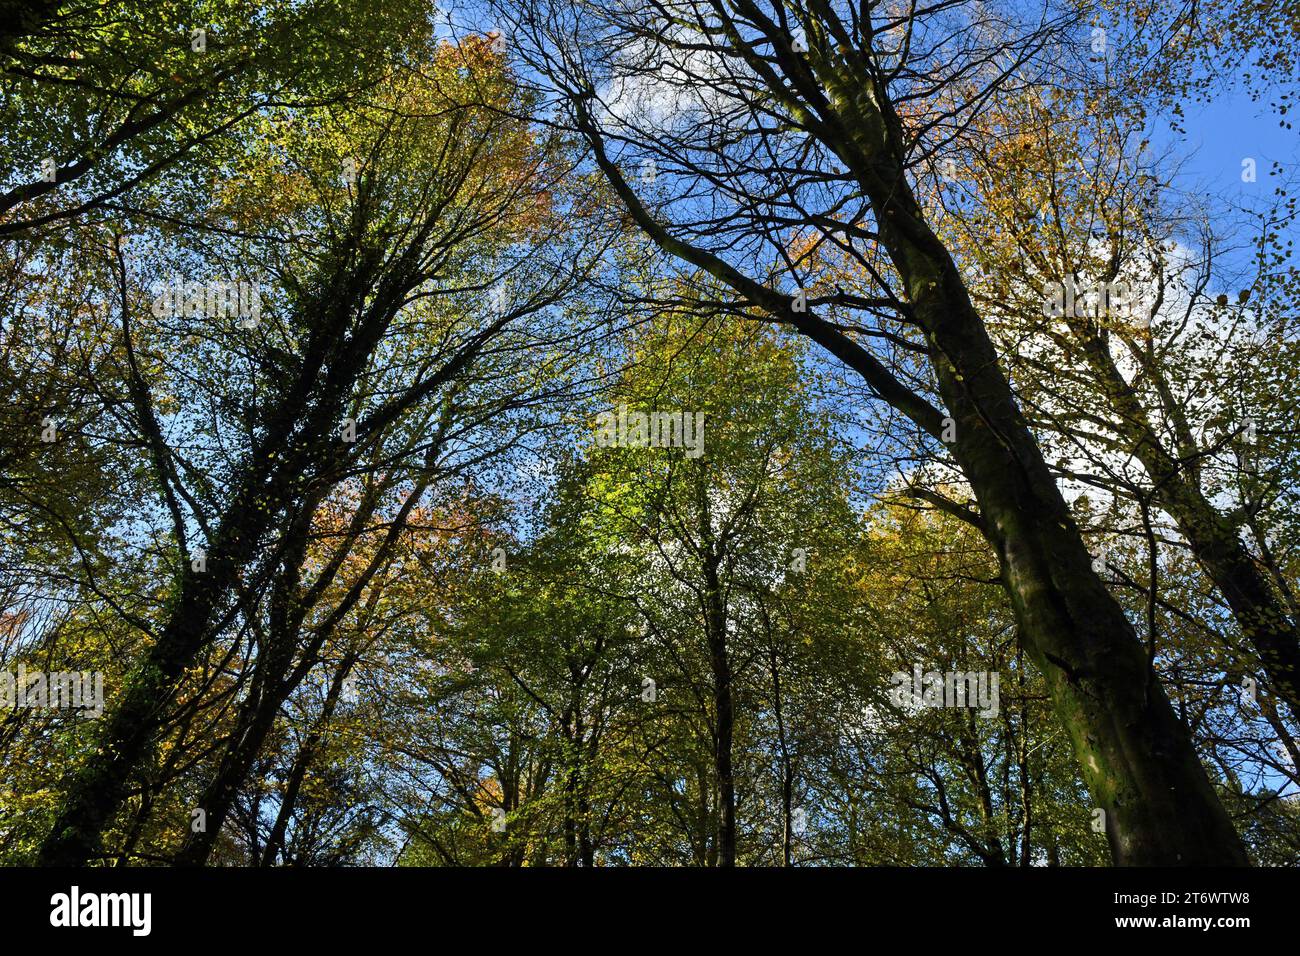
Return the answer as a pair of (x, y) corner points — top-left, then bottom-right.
(0, 0), (1296, 868)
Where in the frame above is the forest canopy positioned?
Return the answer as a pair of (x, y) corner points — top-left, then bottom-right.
(0, 0), (1297, 868)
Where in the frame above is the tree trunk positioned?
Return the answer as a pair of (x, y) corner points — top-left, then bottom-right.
(174, 680), (286, 866)
(260, 658), (354, 867)
(828, 42), (1249, 864)
(768, 646), (794, 867)
(1073, 330), (1300, 728)
(704, 562), (736, 867)
(37, 553), (251, 865)
(38, 346), (352, 865)
(894, 207), (1248, 862)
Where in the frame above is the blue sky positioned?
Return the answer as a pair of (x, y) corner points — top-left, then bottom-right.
(1174, 93), (1295, 198)
(1153, 82), (1299, 276)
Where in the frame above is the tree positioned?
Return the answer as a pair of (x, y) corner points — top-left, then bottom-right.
(500, 0), (1247, 863)
(929, 76), (1300, 731)
(34, 33), (604, 864)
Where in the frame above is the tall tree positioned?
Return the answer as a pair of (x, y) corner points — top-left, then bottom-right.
(35, 34), (600, 864)
(501, 0), (1247, 862)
